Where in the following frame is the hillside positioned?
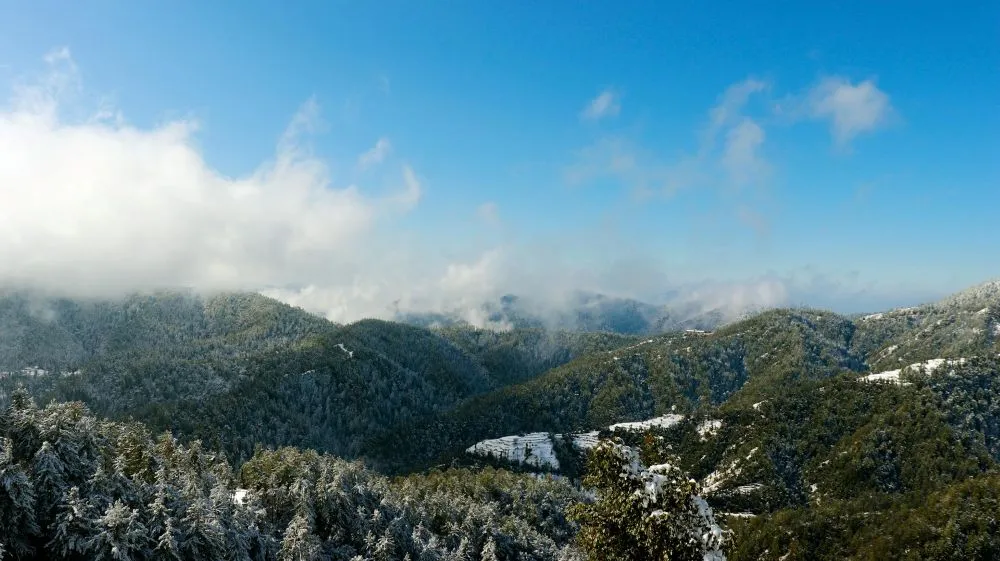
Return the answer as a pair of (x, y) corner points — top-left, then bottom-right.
(0, 393), (584, 560)
(399, 291), (731, 335)
(1, 281), (999, 559)
(370, 282), (1000, 474)
(368, 308), (867, 472)
(0, 290), (336, 413)
(0, 290), (640, 463)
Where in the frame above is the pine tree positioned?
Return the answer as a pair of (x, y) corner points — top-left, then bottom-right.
(180, 497), (227, 560)
(278, 513), (323, 561)
(481, 536), (500, 561)
(32, 440), (67, 521)
(48, 486), (97, 559)
(0, 436), (39, 558)
(568, 438), (725, 561)
(90, 500), (150, 561)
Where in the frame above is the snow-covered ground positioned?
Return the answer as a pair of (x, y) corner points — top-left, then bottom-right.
(702, 447), (758, 494)
(696, 419), (723, 440)
(609, 339), (655, 361)
(335, 343), (353, 358)
(0, 366), (49, 379)
(859, 357), (968, 385)
(466, 433), (561, 470)
(569, 431), (600, 450)
(466, 414), (688, 469)
(233, 488), (249, 505)
(610, 414), (685, 432)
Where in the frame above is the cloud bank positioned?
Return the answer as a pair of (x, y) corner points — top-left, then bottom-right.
(0, 50), (916, 328)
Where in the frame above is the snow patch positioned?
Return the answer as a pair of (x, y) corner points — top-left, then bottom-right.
(610, 414), (685, 432)
(860, 357), (968, 385)
(859, 369), (904, 384)
(608, 338), (656, 357)
(877, 344), (899, 359)
(466, 433), (560, 470)
(569, 431), (600, 450)
(335, 343), (353, 358)
(697, 420), (723, 440)
(0, 366), (50, 379)
(233, 488), (248, 505)
(731, 484), (763, 494)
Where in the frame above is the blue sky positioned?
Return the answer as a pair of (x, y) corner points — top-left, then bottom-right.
(0, 1), (997, 320)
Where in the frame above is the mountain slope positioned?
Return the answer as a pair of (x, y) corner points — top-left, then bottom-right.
(399, 291), (733, 334)
(368, 308), (870, 472)
(0, 290), (644, 465)
(854, 281), (1000, 372)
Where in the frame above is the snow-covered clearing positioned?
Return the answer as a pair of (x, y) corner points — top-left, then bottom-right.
(697, 419), (723, 440)
(467, 414), (688, 469)
(610, 414), (685, 432)
(702, 447), (758, 494)
(860, 357), (968, 385)
(466, 433), (560, 470)
(569, 431), (600, 450)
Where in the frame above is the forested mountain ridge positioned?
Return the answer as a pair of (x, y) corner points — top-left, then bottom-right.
(398, 291), (732, 335)
(1, 281), (999, 559)
(370, 308), (869, 472)
(374, 281), (1000, 474)
(0, 290), (337, 414)
(0, 290), (642, 463)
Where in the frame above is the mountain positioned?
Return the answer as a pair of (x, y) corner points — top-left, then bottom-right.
(0, 290), (336, 414)
(368, 308), (874, 470)
(398, 291), (734, 334)
(1, 280), (999, 559)
(0, 289), (640, 463)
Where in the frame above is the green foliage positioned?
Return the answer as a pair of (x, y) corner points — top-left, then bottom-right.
(727, 473), (1000, 561)
(568, 439), (724, 561)
(372, 309), (869, 473)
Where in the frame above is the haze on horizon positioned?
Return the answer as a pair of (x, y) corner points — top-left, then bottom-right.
(0, 2), (996, 326)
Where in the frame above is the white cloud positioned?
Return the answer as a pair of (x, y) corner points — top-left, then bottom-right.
(704, 78), (768, 147)
(569, 78), (770, 197)
(389, 165), (422, 210)
(0, 50), (415, 302)
(581, 89), (620, 121)
(477, 202), (500, 226)
(358, 137), (391, 169)
(722, 118), (768, 187)
(805, 77), (892, 145)
(0, 51), (920, 328)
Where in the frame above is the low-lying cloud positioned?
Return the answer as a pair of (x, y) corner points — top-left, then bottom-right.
(0, 50), (919, 329)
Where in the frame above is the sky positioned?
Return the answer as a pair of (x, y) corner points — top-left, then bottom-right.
(0, 1), (997, 324)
